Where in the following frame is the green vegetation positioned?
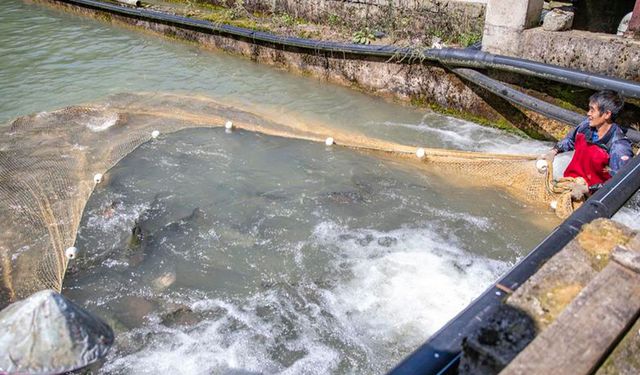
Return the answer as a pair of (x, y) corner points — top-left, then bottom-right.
(152, 0), (484, 49)
(352, 28), (376, 45)
(458, 31), (482, 48)
(296, 29), (321, 40)
(278, 13), (297, 26)
(327, 13), (341, 27)
(200, 11), (264, 31)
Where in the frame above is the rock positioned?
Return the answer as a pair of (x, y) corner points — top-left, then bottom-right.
(458, 304), (537, 375)
(0, 290), (114, 374)
(543, 9), (574, 31)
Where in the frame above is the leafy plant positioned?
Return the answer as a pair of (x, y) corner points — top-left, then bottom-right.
(279, 13), (296, 26)
(458, 31), (482, 47)
(352, 28), (375, 45)
(327, 13), (341, 26)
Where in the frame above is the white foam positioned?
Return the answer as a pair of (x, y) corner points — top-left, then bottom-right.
(385, 117), (550, 155)
(95, 221), (508, 374)
(86, 112), (119, 132)
(85, 200), (149, 234)
(102, 293), (341, 374)
(313, 221), (509, 350)
(425, 207), (493, 231)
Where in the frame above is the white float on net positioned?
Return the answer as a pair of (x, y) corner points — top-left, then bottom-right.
(225, 121), (234, 130)
(151, 130), (160, 139)
(65, 247), (78, 260)
(536, 159), (548, 173)
(550, 200), (558, 210)
(93, 173), (103, 184)
(416, 148), (426, 159)
(325, 137), (334, 146)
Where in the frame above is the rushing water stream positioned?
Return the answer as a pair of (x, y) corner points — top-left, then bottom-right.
(1, 0), (638, 373)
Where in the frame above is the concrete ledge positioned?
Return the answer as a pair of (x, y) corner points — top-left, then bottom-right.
(521, 28), (640, 82)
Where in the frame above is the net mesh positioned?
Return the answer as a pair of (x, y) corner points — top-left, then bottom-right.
(0, 92), (566, 308)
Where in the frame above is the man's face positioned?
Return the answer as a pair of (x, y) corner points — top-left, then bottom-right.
(587, 102), (611, 128)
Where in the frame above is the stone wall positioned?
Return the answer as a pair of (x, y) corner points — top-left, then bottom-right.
(212, 0), (487, 40)
(520, 28), (640, 82)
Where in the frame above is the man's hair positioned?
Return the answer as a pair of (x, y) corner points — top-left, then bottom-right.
(589, 90), (624, 121)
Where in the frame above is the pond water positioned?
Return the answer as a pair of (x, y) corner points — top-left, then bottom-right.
(1, 0), (637, 373)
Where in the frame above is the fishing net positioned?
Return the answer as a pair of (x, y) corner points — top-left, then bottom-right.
(0, 92), (565, 308)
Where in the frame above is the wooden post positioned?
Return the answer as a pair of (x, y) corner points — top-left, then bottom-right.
(626, 0), (640, 38)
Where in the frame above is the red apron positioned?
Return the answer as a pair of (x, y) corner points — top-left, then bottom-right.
(563, 133), (611, 186)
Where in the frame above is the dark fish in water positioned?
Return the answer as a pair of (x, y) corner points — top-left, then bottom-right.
(127, 192), (173, 250)
(130, 207), (211, 291)
(0, 290), (113, 374)
(326, 191), (370, 204)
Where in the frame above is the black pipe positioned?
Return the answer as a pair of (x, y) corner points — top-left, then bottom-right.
(451, 68), (640, 143)
(58, 0), (640, 102)
(452, 67), (586, 126)
(388, 153), (640, 375)
(427, 48), (640, 101)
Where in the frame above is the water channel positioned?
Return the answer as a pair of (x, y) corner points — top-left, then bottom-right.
(1, 0), (638, 373)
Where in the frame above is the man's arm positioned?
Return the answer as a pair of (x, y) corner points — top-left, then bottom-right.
(608, 139), (635, 176)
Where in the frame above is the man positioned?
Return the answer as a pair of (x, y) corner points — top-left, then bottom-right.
(545, 90), (634, 199)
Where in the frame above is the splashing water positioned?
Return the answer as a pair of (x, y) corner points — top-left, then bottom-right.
(64, 129), (553, 373)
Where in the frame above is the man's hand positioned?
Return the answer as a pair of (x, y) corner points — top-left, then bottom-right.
(569, 177), (589, 200)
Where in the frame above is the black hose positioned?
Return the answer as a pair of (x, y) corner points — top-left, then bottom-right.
(387, 154), (640, 375)
(451, 68), (640, 143)
(59, 0), (640, 100)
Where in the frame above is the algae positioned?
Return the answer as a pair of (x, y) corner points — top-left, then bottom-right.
(536, 283), (584, 326)
(577, 219), (634, 271)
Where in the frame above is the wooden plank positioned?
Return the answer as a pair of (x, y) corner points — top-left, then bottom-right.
(500, 247), (640, 375)
(595, 317), (640, 375)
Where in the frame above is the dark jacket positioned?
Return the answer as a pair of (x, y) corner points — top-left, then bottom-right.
(554, 119), (634, 176)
